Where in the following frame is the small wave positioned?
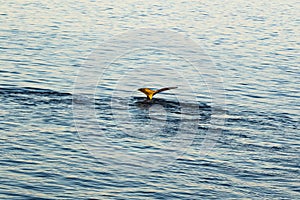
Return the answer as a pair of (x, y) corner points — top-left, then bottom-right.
(0, 87), (71, 97)
(0, 87), (72, 106)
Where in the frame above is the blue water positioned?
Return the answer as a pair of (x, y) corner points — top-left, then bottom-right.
(1, 0), (299, 199)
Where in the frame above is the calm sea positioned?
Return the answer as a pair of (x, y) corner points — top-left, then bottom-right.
(1, 0), (299, 199)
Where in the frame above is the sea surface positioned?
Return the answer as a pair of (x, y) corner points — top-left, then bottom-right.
(1, 0), (299, 199)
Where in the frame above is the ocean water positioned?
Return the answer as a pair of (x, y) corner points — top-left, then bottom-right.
(1, 0), (299, 199)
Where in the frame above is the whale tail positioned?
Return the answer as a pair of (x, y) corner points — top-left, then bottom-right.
(138, 87), (178, 100)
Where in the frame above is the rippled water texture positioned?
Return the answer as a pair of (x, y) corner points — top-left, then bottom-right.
(1, 0), (299, 199)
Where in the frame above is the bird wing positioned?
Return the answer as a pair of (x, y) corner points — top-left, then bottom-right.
(154, 87), (178, 95)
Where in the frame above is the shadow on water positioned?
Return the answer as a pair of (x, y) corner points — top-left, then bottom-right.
(93, 95), (214, 139)
(86, 94), (215, 141)
(2, 86), (297, 138)
(130, 96), (212, 123)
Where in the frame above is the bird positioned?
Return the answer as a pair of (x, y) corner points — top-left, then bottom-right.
(138, 87), (178, 100)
